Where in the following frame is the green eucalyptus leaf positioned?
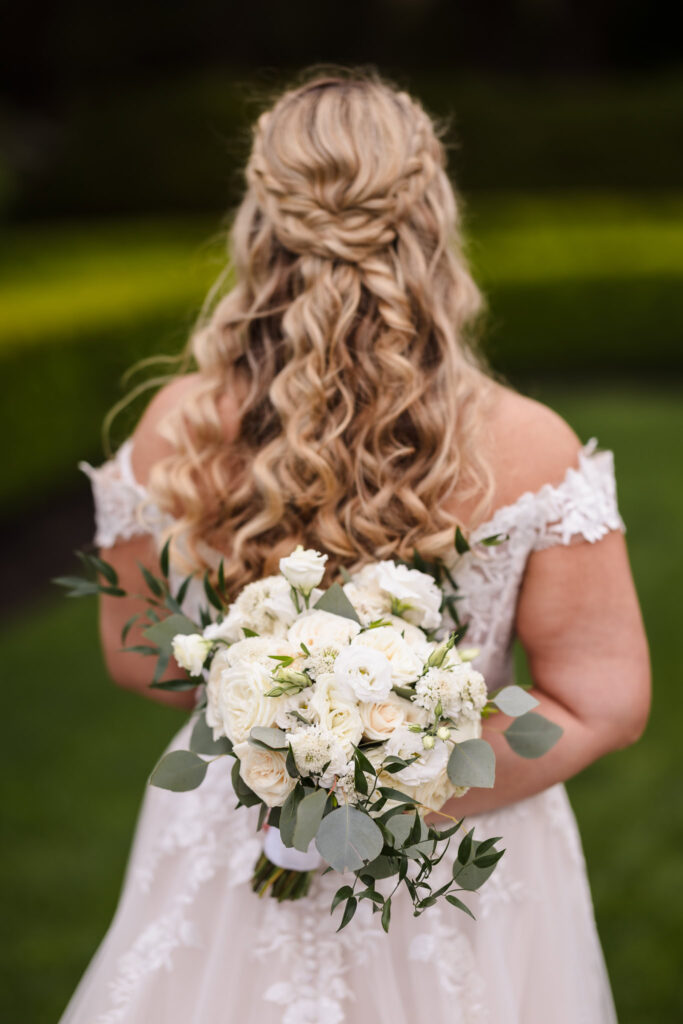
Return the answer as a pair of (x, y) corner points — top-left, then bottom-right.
(190, 714), (233, 756)
(230, 759), (263, 808)
(279, 785), (305, 847)
(313, 583), (361, 624)
(149, 750), (207, 792)
(493, 685), (540, 717)
(447, 739), (496, 788)
(316, 805), (383, 873)
(453, 839), (505, 891)
(142, 613), (198, 652)
(292, 788), (329, 852)
(248, 727), (288, 751)
(503, 712), (563, 758)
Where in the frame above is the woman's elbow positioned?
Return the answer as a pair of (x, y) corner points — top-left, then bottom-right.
(604, 661), (652, 751)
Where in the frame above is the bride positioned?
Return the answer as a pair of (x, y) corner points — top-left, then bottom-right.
(60, 69), (650, 1023)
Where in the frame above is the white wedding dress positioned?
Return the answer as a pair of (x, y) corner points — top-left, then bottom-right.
(60, 436), (624, 1024)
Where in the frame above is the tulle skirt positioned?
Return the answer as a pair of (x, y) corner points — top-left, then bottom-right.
(58, 719), (618, 1024)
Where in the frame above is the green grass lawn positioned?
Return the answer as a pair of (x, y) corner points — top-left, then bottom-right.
(1, 383), (681, 1023)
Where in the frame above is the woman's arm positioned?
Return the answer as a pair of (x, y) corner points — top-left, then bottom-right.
(427, 528), (651, 823)
(95, 376), (202, 712)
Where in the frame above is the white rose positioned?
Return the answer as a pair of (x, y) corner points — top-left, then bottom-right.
(279, 545), (328, 595)
(208, 655), (280, 744)
(358, 692), (415, 741)
(405, 775), (467, 814)
(233, 742), (296, 807)
(374, 561), (443, 630)
(287, 609), (360, 656)
(310, 673), (363, 755)
(352, 625), (424, 686)
(382, 614), (432, 655)
(223, 635), (299, 668)
(333, 644), (392, 702)
(274, 685), (316, 730)
(385, 725), (449, 785)
(171, 633), (212, 676)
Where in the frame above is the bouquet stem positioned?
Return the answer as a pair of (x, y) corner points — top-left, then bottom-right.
(251, 853), (314, 902)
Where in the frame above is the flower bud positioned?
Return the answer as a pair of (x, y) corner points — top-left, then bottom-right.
(436, 726), (451, 741)
(422, 734), (436, 750)
(273, 665), (310, 688)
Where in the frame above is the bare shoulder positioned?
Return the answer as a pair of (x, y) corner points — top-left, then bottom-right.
(482, 382), (584, 509)
(128, 372), (204, 484)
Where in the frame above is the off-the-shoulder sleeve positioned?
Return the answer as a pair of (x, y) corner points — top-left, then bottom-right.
(78, 438), (169, 549)
(532, 437), (626, 551)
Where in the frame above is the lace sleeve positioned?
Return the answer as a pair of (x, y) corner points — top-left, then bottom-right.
(532, 437), (626, 551)
(78, 439), (167, 549)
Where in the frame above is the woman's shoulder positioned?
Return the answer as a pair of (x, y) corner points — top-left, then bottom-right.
(127, 372), (242, 486)
(481, 382), (585, 513)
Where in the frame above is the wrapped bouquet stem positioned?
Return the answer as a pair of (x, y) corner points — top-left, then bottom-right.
(56, 531), (562, 931)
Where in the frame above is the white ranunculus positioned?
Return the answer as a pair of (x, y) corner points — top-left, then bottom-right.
(287, 609), (360, 656)
(203, 575), (307, 643)
(333, 644), (393, 702)
(233, 742), (296, 807)
(309, 673), (363, 755)
(358, 692), (415, 741)
(374, 561), (443, 630)
(385, 726), (449, 786)
(279, 545), (328, 595)
(171, 633), (212, 676)
(352, 626), (424, 686)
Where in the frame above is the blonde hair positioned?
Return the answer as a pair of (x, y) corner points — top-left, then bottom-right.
(145, 67), (494, 594)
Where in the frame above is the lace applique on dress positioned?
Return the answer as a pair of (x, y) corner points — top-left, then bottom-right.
(78, 439), (171, 549)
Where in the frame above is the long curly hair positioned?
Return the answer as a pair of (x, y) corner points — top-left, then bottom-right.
(144, 67), (495, 594)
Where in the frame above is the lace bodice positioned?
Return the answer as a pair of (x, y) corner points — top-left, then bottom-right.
(79, 436), (625, 690)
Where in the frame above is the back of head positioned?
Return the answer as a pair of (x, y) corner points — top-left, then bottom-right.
(148, 67), (494, 591)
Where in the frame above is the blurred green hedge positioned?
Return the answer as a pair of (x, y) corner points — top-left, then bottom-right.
(2, 193), (682, 511)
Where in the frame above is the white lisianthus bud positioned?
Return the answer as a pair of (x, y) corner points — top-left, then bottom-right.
(427, 635), (455, 668)
(171, 633), (213, 676)
(273, 665), (310, 688)
(436, 726), (451, 741)
(458, 647), (480, 663)
(279, 545), (328, 596)
(422, 734), (436, 750)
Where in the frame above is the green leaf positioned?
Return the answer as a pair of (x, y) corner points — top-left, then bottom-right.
(139, 563), (164, 598)
(203, 570), (224, 611)
(279, 785), (305, 846)
(457, 827), (474, 864)
(337, 896), (357, 931)
(492, 685), (539, 717)
(381, 897), (392, 932)
(446, 894), (475, 919)
(453, 839), (505, 891)
(473, 848), (506, 869)
(120, 613), (141, 644)
(292, 788), (328, 852)
(231, 759), (263, 807)
(313, 583), (361, 623)
(150, 678), (198, 691)
(360, 854), (401, 880)
(378, 786), (418, 806)
(242, 627), (259, 638)
(479, 532), (508, 547)
(331, 885), (354, 913)
(503, 712), (563, 758)
(149, 750), (207, 791)
(142, 613), (198, 652)
(386, 813), (435, 859)
(248, 727), (288, 751)
(315, 805), (384, 873)
(190, 714), (233, 756)
(175, 574), (193, 607)
(353, 747), (376, 777)
(447, 739), (496, 788)
(454, 526), (470, 555)
(160, 538), (171, 579)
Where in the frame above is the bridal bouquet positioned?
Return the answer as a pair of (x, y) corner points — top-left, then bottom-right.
(56, 533), (562, 931)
